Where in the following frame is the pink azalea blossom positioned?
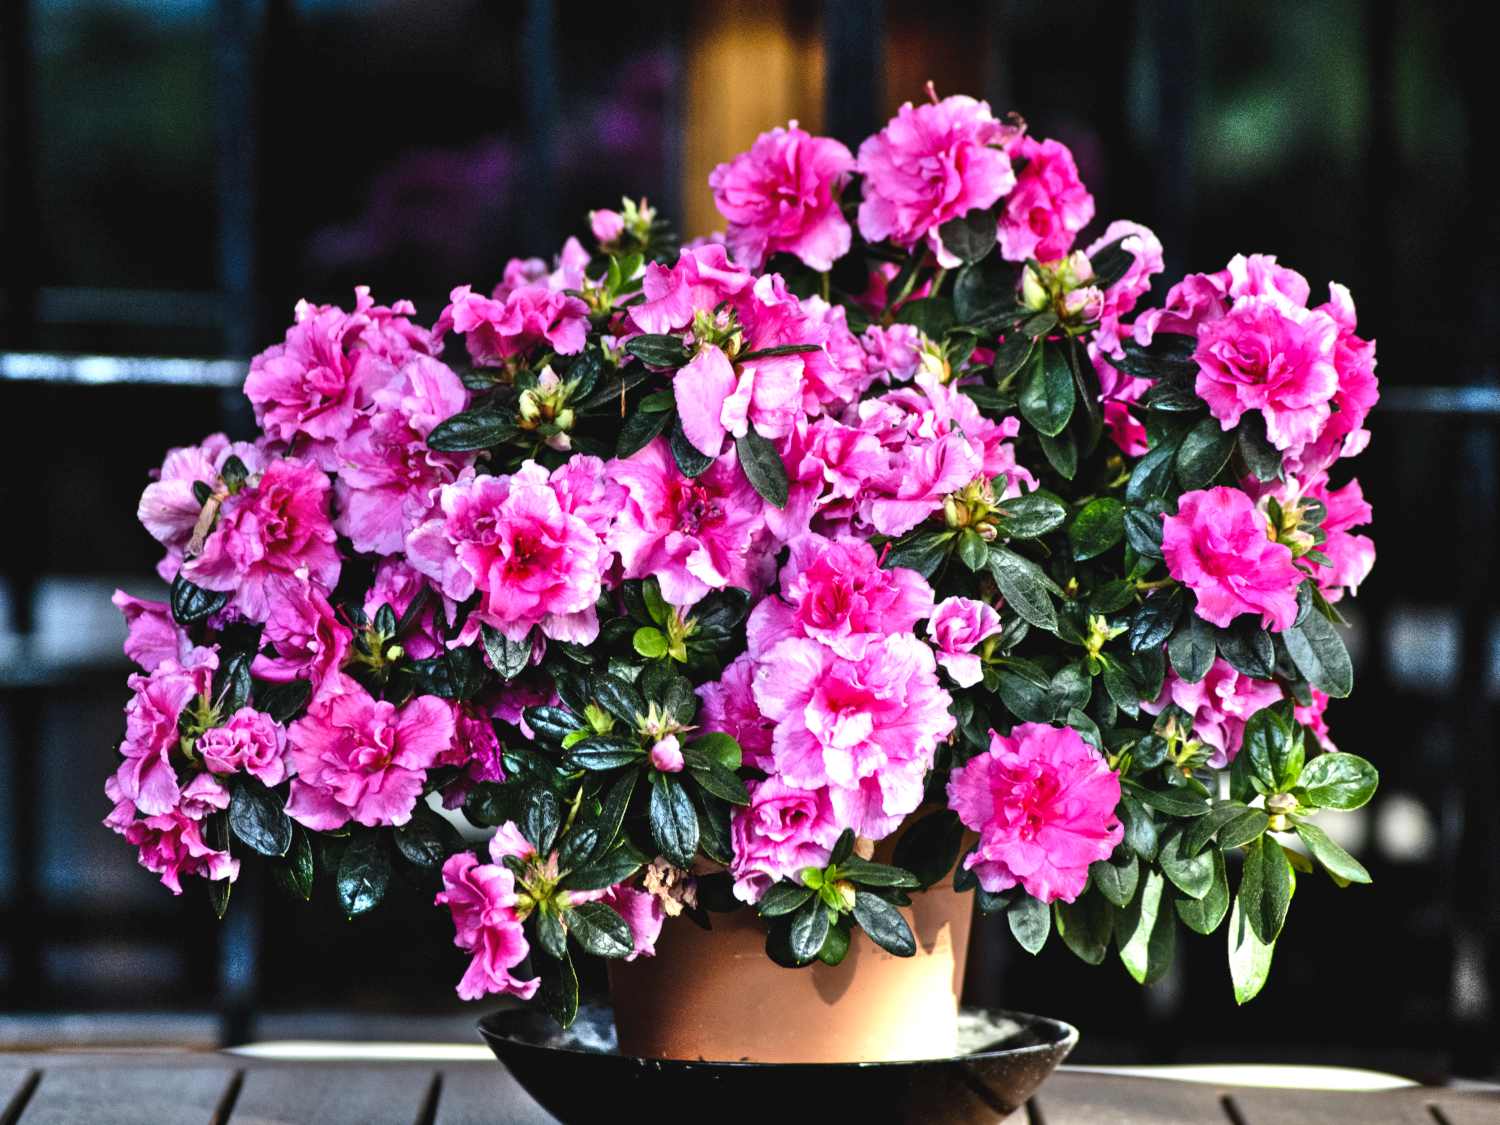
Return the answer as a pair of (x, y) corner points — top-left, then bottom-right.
(709, 122), (855, 271)
(608, 438), (774, 607)
(362, 560), (445, 660)
(947, 723), (1122, 904)
(112, 590), (189, 672)
(245, 288), (433, 449)
(1162, 487), (1302, 632)
(629, 244), (753, 335)
(768, 415), (889, 542)
(590, 208), (625, 244)
(1085, 220), (1164, 356)
(697, 653), (775, 771)
(405, 461), (612, 644)
(1090, 348), (1150, 457)
(197, 707), (290, 785)
(860, 323), (924, 384)
(927, 597), (1004, 687)
(856, 95), (1017, 267)
(1287, 283), (1379, 476)
(649, 735), (684, 773)
(105, 772), (238, 895)
(435, 283), (589, 366)
(746, 534), (934, 660)
(436, 852), (539, 1001)
(596, 883), (665, 960)
(998, 136), (1095, 263)
(181, 457), (341, 623)
(1141, 659), (1284, 768)
(285, 685), (456, 831)
(113, 646), (218, 816)
(137, 433), (268, 581)
(1262, 473), (1374, 603)
(753, 633), (954, 839)
(436, 702), (508, 810)
(729, 775), (842, 904)
(333, 354), (472, 556)
(250, 576), (352, 696)
(1295, 689), (1336, 750)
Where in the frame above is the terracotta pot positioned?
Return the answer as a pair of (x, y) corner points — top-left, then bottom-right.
(608, 877), (974, 1063)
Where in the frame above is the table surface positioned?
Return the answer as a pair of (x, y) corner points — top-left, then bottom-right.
(2, 1053), (1498, 1124)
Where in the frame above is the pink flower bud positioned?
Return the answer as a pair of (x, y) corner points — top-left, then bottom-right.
(590, 209), (625, 245)
(650, 735), (684, 773)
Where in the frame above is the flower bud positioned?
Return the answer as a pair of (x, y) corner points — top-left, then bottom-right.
(649, 734), (684, 773)
(832, 879), (858, 912)
(1021, 264), (1049, 311)
(589, 208), (625, 245)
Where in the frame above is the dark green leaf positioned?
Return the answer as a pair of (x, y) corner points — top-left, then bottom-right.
(1167, 613), (1216, 682)
(524, 705), (583, 743)
(393, 806), (463, 869)
(737, 343), (823, 361)
(1070, 498), (1125, 561)
(991, 335), (1034, 383)
(567, 900), (636, 958)
(1091, 853), (1140, 908)
(1228, 893), (1276, 1004)
(228, 776), (292, 858)
(687, 732), (742, 771)
(616, 406), (673, 458)
(830, 828), (856, 866)
(524, 789), (561, 855)
(270, 825), (314, 902)
(1298, 752), (1378, 810)
(1125, 441), (1180, 504)
(1038, 429), (1078, 479)
(758, 881), (816, 918)
(996, 661), (1055, 723)
(1008, 894), (1051, 954)
(254, 677), (311, 724)
(956, 529), (989, 571)
(1140, 381), (1205, 413)
(1216, 620), (1276, 680)
(987, 546), (1058, 632)
(536, 908), (567, 960)
(1158, 828), (1216, 899)
(1119, 795), (1159, 861)
(481, 625), (532, 681)
(537, 950), (579, 1028)
(884, 530), (956, 579)
(683, 748), (750, 806)
(624, 333), (690, 368)
(1128, 589), (1183, 653)
(838, 859), (920, 889)
(891, 810), (966, 888)
(1238, 412), (1282, 482)
(1293, 821), (1371, 884)
(1055, 891), (1112, 965)
(1282, 612), (1354, 698)
(817, 920), (852, 966)
(937, 205), (999, 265)
(1218, 808), (1272, 850)
(895, 297), (956, 340)
(649, 773), (699, 868)
(736, 428), (789, 509)
(426, 408), (516, 452)
(588, 772), (639, 862)
(1123, 507), (1165, 559)
(852, 891), (916, 957)
(1116, 870), (1176, 984)
(1241, 837), (1293, 944)
(1176, 850), (1230, 935)
(170, 573), (228, 625)
(1175, 416), (1237, 490)
(789, 899), (832, 964)
(1019, 343), (1076, 437)
(336, 834), (391, 918)
(1124, 782), (1211, 818)
(1088, 237), (1133, 288)
(592, 672), (645, 726)
(669, 418), (716, 477)
(995, 490), (1069, 538)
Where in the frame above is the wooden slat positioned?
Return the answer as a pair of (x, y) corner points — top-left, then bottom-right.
(227, 1064), (438, 1125)
(1032, 1070), (1234, 1124)
(1227, 1087), (1435, 1125)
(15, 1064), (237, 1125)
(1, 1067), (40, 1124)
(431, 1065), (556, 1125)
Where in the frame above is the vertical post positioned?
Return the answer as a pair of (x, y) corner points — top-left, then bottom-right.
(215, 0), (259, 359)
(823, 0), (884, 152)
(521, 0), (562, 255)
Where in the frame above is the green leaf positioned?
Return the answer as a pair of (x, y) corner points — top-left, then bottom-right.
(683, 748), (750, 806)
(956, 529), (989, 572)
(838, 859), (920, 889)
(891, 810), (966, 888)
(616, 406), (673, 458)
(336, 833), (391, 918)
(1019, 342), (1076, 437)
(1055, 891), (1112, 965)
(758, 881), (816, 917)
(567, 900), (636, 958)
(1070, 498), (1125, 561)
(1125, 441), (1180, 504)
(852, 891), (916, 957)
(537, 950), (579, 1028)
(524, 705), (583, 744)
(1038, 429), (1078, 479)
(393, 806), (463, 869)
(687, 732), (742, 771)
(1293, 821), (1372, 884)
(817, 920), (852, 966)
(632, 626), (668, 659)
(1185, 804), (1267, 854)
(1298, 752), (1378, 810)
(1228, 893), (1276, 1004)
(524, 789), (561, 856)
(937, 205), (999, 265)
(995, 490), (1069, 539)
(1175, 416), (1237, 490)
(991, 335), (1034, 383)
(987, 546), (1058, 632)
(1216, 620), (1276, 680)
(1282, 612), (1354, 698)
(737, 343), (824, 361)
(1176, 851), (1230, 935)
(895, 297), (956, 340)
(1119, 794), (1159, 862)
(1116, 870), (1176, 984)
(1122, 507), (1165, 559)
(592, 672), (645, 726)
(1166, 613), (1216, 683)
(254, 677), (311, 725)
(536, 908), (568, 961)
(884, 530), (956, 579)
(789, 899), (833, 964)
(426, 408), (516, 452)
(649, 773), (699, 868)
(736, 428), (789, 508)
(1238, 412), (1283, 482)
(624, 333), (690, 368)
(270, 825), (314, 902)
(1158, 828), (1216, 899)
(830, 828), (856, 866)
(996, 661), (1055, 723)
(1241, 837), (1293, 944)
(1123, 782), (1211, 818)
(1087, 237), (1134, 288)
(1128, 589), (1183, 653)
(1091, 853), (1140, 908)
(481, 625), (532, 680)
(560, 845), (648, 893)
(589, 771), (638, 862)
(1218, 808), (1272, 850)
(1007, 894), (1051, 954)
(228, 776), (292, 858)
(170, 573), (228, 625)
(669, 418), (716, 477)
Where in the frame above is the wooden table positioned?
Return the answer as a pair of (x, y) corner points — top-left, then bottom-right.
(2, 1053), (1497, 1124)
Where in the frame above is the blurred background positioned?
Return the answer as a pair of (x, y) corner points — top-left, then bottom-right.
(1, 0), (1496, 1082)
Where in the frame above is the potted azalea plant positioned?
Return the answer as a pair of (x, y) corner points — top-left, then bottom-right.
(106, 88), (1379, 1065)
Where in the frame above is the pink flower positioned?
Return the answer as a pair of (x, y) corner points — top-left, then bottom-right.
(649, 735), (685, 773)
(1288, 283), (1379, 476)
(927, 597), (1004, 687)
(768, 416), (888, 541)
(630, 244), (754, 335)
(245, 288), (433, 448)
(435, 283), (589, 366)
(1090, 348), (1150, 457)
(998, 136), (1095, 263)
(1295, 689), (1335, 750)
(1085, 221), (1164, 356)
(362, 560), (444, 660)
(181, 458), (341, 623)
(697, 653), (775, 771)
(860, 323), (924, 384)
(435, 703), (508, 810)
(1263, 473), (1374, 603)
(250, 577), (352, 696)
(589, 207), (625, 245)
(947, 723), (1122, 904)
(1141, 659), (1284, 768)
(753, 633), (954, 839)
(137, 433), (267, 581)
(493, 679), (559, 742)
(285, 685), (456, 831)
(405, 461), (612, 644)
(113, 646), (218, 816)
(596, 883), (665, 960)
(608, 438), (774, 607)
(112, 590), (188, 672)
(746, 534), (934, 660)
(709, 122), (855, 271)
(332, 354), (472, 556)
(435, 852), (538, 1001)
(856, 95), (1017, 267)
(105, 773), (238, 895)
(197, 707), (290, 785)
(1163, 487), (1302, 631)
(729, 776), (842, 904)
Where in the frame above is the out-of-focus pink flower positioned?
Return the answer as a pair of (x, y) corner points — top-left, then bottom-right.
(1295, 688), (1336, 750)
(753, 633), (954, 839)
(649, 735), (685, 773)
(105, 772), (238, 895)
(927, 597), (1004, 687)
(113, 646), (218, 816)
(197, 707), (290, 785)
(435, 283), (590, 366)
(697, 653), (775, 771)
(947, 723), (1122, 904)
(285, 685), (455, 831)
(630, 244), (754, 335)
(589, 208), (625, 245)
(709, 122), (855, 271)
(608, 438), (774, 607)
(1141, 659), (1284, 768)
(436, 852), (539, 1001)
(180, 457), (341, 623)
(136, 433), (267, 581)
(998, 136), (1095, 263)
(112, 590), (188, 672)
(860, 323), (924, 384)
(405, 461), (612, 644)
(1163, 487), (1302, 632)
(728, 775), (842, 904)
(250, 577), (352, 697)
(1085, 220), (1164, 356)
(857, 95), (1017, 267)
(746, 534), (934, 660)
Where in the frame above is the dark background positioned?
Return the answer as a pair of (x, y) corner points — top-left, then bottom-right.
(2, 0), (1496, 1080)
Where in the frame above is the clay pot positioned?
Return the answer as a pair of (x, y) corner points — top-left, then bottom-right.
(608, 878), (974, 1063)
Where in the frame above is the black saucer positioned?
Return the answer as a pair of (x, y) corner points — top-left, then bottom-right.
(478, 1004), (1078, 1124)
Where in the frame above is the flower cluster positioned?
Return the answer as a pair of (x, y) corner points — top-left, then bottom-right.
(107, 87), (1379, 1020)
